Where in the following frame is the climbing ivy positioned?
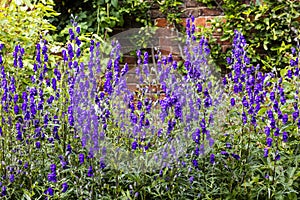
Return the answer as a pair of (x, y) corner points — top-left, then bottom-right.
(197, 0), (300, 72)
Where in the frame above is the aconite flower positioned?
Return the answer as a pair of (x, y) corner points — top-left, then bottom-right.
(1, 186), (6, 197)
(231, 153), (240, 160)
(9, 174), (14, 183)
(266, 137), (273, 147)
(99, 158), (106, 169)
(263, 148), (269, 157)
(282, 131), (288, 142)
(210, 154), (215, 164)
(35, 141), (41, 149)
(132, 141), (138, 150)
(47, 172), (57, 183)
(62, 182), (68, 193)
(87, 166), (93, 177)
(275, 151), (280, 161)
(45, 187), (54, 197)
(192, 159), (198, 168)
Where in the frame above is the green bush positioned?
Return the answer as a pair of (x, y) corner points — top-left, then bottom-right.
(0, 0), (58, 53)
(50, 0), (153, 43)
(198, 0), (300, 72)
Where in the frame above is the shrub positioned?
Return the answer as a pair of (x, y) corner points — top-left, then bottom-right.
(199, 0), (300, 72)
(0, 15), (300, 199)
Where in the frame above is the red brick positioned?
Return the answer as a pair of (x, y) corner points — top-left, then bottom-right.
(155, 18), (168, 27)
(172, 55), (183, 61)
(127, 84), (137, 92)
(171, 46), (181, 55)
(182, 8), (202, 18)
(122, 55), (136, 65)
(185, 0), (204, 7)
(159, 47), (173, 55)
(159, 36), (177, 47)
(194, 17), (207, 27)
(155, 28), (178, 38)
(202, 8), (222, 16)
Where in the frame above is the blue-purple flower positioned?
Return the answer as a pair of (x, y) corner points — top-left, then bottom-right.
(45, 187), (54, 197)
(210, 154), (215, 164)
(62, 182), (68, 193)
(266, 137), (273, 147)
(79, 153), (84, 164)
(263, 148), (268, 158)
(87, 166), (93, 177)
(1, 186), (6, 197)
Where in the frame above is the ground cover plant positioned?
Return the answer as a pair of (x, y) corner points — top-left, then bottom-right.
(0, 14), (300, 200)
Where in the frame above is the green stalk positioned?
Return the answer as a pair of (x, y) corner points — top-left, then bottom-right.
(97, 6), (100, 36)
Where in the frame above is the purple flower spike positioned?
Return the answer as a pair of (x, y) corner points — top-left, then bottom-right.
(36, 141), (41, 149)
(189, 176), (194, 183)
(275, 151), (280, 161)
(231, 153), (240, 160)
(87, 166), (93, 177)
(45, 187), (54, 196)
(282, 114), (288, 124)
(265, 126), (270, 137)
(266, 137), (273, 147)
(282, 131), (288, 142)
(192, 159), (198, 168)
(210, 154), (215, 164)
(62, 182), (68, 193)
(230, 98), (235, 106)
(221, 151), (229, 158)
(263, 148), (268, 158)
(69, 28), (75, 40)
(291, 47), (296, 55)
(47, 172), (57, 183)
(76, 26), (81, 34)
(100, 158), (106, 169)
(274, 128), (280, 137)
(1, 186), (6, 196)
(50, 164), (56, 173)
(132, 141), (138, 150)
(14, 105), (19, 115)
(79, 153), (84, 164)
(293, 110), (299, 120)
(9, 174), (14, 183)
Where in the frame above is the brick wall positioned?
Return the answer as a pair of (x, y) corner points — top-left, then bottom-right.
(151, 0), (230, 55)
(121, 0), (227, 91)
(120, 0), (257, 91)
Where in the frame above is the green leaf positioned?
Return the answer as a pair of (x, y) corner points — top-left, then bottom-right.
(257, 107), (267, 116)
(280, 68), (287, 77)
(220, 35), (231, 41)
(255, 24), (263, 30)
(255, 13), (262, 20)
(263, 17), (270, 26)
(22, 189), (32, 200)
(111, 0), (118, 9)
(263, 41), (268, 50)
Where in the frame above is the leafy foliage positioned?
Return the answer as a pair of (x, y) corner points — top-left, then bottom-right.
(50, 0), (153, 42)
(0, 0), (58, 52)
(1, 3), (300, 198)
(158, 0), (184, 27)
(198, 0), (300, 72)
